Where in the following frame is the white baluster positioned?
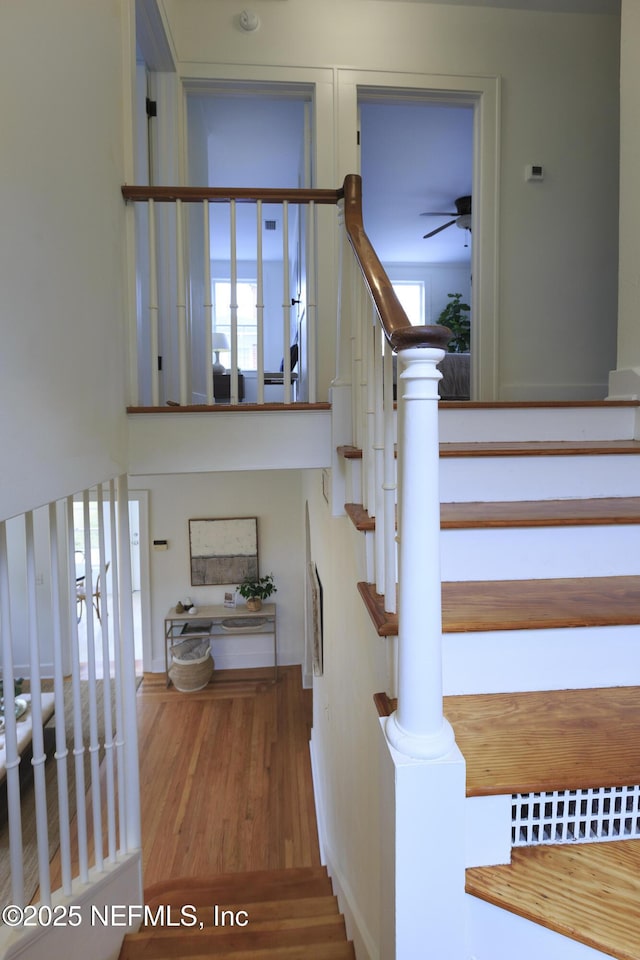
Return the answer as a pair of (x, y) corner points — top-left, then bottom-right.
(48, 502), (72, 895)
(0, 521), (24, 906)
(66, 495), (88, 882)
(373, 321), (385, 597)
(256, 200), (265, 404)
(83, 491), (103, 872)
(25, 511), (51, 904)
(383, 339), (397, 614)
(176, 199), (188, 406)
(148, 198), (160, 406)
(117, 475), (141, 852)
(97, 483), (117, 862)
(385, 346), (455, 760)
(203, 200), (213, 405)
(229, 200), (239, 404)
(108, 480), (127, 854)
(282, 201), (291, 404)
(306, 200), (317, 403)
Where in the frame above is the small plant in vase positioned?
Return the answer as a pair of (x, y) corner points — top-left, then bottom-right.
(237, 573), (277, 612)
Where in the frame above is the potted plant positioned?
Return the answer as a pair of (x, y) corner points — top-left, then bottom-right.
(237, 573), (277, 611)
(437, 292), (471, 399)
(438, 292), (470, 353)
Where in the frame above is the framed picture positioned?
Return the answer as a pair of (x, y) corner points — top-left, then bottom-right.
(189, 517), (258, 586)
(307, 561), (324, 677)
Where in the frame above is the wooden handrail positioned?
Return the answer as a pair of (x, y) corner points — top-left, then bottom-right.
(121, 184), (343, 204)
(342, 173), (451, 352)
(121, 175), (450, 352)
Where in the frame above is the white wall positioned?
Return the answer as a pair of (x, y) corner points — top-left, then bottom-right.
(161, 0), (620, 400)
(129, 470), (305, 672)
(614, 0), (640, 397)
(304, 468), (394, 958)
(0, 0), (133, 521)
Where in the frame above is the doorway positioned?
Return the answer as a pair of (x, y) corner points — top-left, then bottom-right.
(359, 96), (473, 398)
(185, 82), (313, 401)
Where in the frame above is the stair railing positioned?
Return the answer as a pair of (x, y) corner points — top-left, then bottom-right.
(0, 476), (141, 959)
(340, 174), (456, 760)
(122, 185), (340, 409)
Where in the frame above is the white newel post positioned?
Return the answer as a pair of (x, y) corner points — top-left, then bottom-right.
(379, 341), (468, 960)
(386, 345), (454, 759)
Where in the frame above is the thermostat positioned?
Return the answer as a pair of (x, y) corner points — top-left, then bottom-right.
(525, 164), (544, 182)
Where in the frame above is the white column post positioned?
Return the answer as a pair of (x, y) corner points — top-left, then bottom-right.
(385, 345), (454, 760)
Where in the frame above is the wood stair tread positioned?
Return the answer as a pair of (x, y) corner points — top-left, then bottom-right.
(448, 686), (640, 796)
(466, 839), (640, 960)
(121, 946), (354, 960)
(347, 497), (640, 532)
(358, 575), (640, 636)
(124, 867), (355, 960)
(339, 439), (640, 461)
(440, 439), (640, 457)
(145, 867), (332, 908)
(120, 915), (347, 955)
(376, 686), (640, 796)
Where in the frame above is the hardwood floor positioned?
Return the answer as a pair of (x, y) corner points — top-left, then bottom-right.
(137, 666), (320, 890)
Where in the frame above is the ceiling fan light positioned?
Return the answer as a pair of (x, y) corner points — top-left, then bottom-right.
(456, 214), (472, 231)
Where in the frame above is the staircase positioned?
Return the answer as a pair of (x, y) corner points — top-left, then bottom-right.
(118, 866), (355, 959)
(345, 400), (640, 959)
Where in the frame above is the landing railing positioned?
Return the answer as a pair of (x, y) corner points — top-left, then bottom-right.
(122, 184), (342, 408)
(0, 477), (140, 958)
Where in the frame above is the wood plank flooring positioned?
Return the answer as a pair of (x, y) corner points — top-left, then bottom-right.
(137, 666), (320, 888)
(466, 840), (640, 960)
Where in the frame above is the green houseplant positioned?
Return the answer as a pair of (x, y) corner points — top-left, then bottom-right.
(438, 292), (470, 354)
(237, 573), (277, 611)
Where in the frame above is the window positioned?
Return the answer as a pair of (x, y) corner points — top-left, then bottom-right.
(392, 281), (425, 326)
(213, 280), (258, 370)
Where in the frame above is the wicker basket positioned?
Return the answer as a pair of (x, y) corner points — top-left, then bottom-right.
(169, 638), (214, 692)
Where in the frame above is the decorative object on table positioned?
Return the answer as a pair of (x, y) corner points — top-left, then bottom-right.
(237, 572), (277, 612)
(175, 601), (185, 613)
(212, 331), (230, 374)
(189, 517), (258, 586)
(168, 637), (214, 693)
(224, 591), (236, 608)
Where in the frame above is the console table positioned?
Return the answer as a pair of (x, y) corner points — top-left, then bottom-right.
(164, 603), (277, 687)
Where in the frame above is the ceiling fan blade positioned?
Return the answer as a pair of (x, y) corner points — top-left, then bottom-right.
(423, 219), (457, 239)
(420, 211), (457, 217)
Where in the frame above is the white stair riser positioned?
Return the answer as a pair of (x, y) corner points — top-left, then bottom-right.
(441, 525), (640, 581)
(467, 894), (614, 960)
(442, 624), (640, 696)
(438, 406), (638, 443)
(440, 454), (640, 502)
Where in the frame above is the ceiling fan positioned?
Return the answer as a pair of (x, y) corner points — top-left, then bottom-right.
(421, 195), (472, 239)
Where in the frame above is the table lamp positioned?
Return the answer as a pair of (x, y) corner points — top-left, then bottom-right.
(212, 332), (230, 374)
